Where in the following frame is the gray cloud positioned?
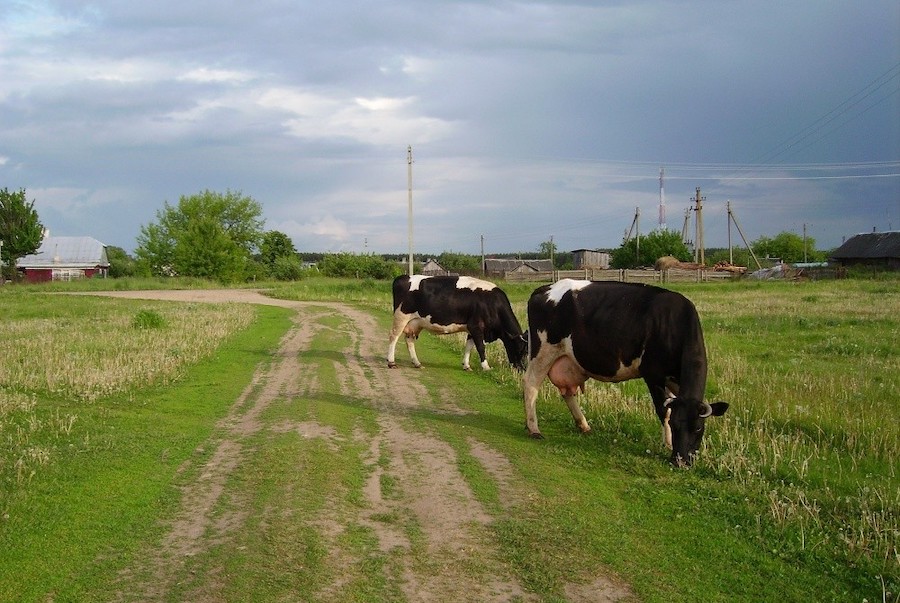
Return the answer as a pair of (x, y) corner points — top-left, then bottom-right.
(1, 0), (898, 255)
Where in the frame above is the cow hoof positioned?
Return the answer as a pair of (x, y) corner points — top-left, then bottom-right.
(463, 366), (472, 371)
(387, 362), (397, 369)
(528, 432), (545, 440)
(413, 364), (422, 369)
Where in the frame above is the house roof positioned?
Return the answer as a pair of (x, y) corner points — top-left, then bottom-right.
(484, 258), (554, 272)
(830, 232), (900, 260)
(17, 236), (109, 269)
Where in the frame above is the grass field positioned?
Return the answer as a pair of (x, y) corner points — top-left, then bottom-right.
(0, 276), (897, 601)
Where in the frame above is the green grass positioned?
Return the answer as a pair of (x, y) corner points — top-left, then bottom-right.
(0, 293), (293, 602)
(1, 276), (897, 602)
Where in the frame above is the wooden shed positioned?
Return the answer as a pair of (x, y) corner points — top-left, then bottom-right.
(572, 249), (610, 270)
(829, 232), (900, 270)
(483, 258), (553, 277)
(17, 236), (110, 283)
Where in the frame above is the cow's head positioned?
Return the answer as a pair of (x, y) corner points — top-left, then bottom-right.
(504, 333), (528, 371)
(663, 397), (729, 467)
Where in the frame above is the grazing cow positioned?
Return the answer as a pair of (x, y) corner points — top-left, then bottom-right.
(523, 279), (728, 466)
(388, 275), (527, 371)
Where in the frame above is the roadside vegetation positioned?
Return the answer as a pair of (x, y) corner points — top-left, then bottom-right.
(0, 276), (896, 601)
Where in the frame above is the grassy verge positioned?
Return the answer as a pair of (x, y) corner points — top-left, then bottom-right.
(0, 290), (293, 601)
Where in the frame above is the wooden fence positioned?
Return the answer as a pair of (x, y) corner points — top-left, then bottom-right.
(503, 268), (734, 284)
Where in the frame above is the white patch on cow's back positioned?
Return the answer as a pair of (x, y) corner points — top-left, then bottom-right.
(546, 279), (591, 304)
(409, 275), (429, 291)
(456, 276), (496, 291)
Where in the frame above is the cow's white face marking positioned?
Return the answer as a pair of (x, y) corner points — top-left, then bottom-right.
(456, 276), (496, 291)
(545, 278), (591, 304)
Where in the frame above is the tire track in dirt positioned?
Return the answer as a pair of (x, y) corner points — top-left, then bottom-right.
(96, 290), (631, 602)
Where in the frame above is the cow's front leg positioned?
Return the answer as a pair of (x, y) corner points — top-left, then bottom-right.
(462, 337), (475, 371)
(563, 393), (591, 434)
(522, 364), (546, 438)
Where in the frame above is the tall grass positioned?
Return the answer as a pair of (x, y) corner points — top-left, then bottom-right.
(0, 289), (255, 505)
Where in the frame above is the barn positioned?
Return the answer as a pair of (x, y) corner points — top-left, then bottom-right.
(17, 236), (110, 283)
(829, 231), (900, 271)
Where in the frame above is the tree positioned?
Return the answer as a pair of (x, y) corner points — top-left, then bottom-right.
(610, 229), (691, 269)
(752, 231), (823, 263)
(259, 230), (297, 268)
(436, 251), (481, 274)
(135, 190), (264, 282)
(538, 239), (557, 265)
(106, 246), (138, 278)
(0, 188), (44, 280)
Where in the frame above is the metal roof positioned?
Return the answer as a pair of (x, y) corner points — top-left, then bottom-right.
(830, 232), (900, 260)
(16, 236), (109, 268)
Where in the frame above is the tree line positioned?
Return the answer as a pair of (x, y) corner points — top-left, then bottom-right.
(1, 188), (831, 283)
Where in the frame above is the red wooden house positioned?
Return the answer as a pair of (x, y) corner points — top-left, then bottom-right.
(17, 236), (110, 283)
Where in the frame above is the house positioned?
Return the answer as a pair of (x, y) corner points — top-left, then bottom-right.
(420, 259), (449, 276)
(829, 231), (900, 270)
(17, 236), (110, 283)
(483, 258), (554, 277)
(572, 249), (610, 270)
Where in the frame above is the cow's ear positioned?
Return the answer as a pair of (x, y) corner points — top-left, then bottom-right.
(709, 401), (729, 416)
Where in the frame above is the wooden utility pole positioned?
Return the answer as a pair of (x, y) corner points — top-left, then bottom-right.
(693, 187), (705, 265)
(407, 145), (413, 276)
(480, 234), (485, 275)
(727, 202), (762, 270)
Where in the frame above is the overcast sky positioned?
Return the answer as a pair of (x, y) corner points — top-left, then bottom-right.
(2, 1), (898, 256)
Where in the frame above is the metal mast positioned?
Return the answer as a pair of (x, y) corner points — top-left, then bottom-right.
(407, 145), (413, 276)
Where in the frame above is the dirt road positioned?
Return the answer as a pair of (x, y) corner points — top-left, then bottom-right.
(92, 289), (630, 602)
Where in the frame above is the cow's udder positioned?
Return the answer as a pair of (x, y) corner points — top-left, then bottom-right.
(548, 356), (588, 397)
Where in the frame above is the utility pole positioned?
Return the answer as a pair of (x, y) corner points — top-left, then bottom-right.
(727, 200), (733, 264)
(693, 187), (705, 265)
(803, 223), (808, 262)
(480, 234), (485, 275)
(407, 145), (413, 276)
(549, 234), (554, 266)
(727, 202), (762, 270)
(658, 167), (666, 231)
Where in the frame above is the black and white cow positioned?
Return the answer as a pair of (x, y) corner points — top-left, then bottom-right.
(388, 274), (527, 371)
(523, 279), (728, 466)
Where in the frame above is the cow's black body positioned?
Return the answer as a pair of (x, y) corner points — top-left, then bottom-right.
(523, 279), (727, 465)
(388, 275), (526, 371)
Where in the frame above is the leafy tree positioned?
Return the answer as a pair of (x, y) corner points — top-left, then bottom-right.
(106, 246), (137, 278)
(135, 190), (264, 282)
(610, 229), (691, 269)
(752, 231), (823, 263)
(436, 251), (481, 274)
(321, 252), (402, 279)
(538, 239), (557, 264)
(0, 188), (44, 280)
(260, 230), (297, 265)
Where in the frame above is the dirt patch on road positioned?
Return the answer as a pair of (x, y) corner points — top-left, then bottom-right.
(97, 289), (632, 602)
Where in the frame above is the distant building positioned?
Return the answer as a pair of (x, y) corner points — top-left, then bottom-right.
(829, 231), (900, 270)
(483, 258), (554, 277)
(572, 249), (610, 270)
(17, 236), (109, 283)
(421, 259), (449, 276)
